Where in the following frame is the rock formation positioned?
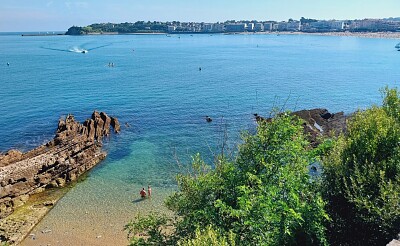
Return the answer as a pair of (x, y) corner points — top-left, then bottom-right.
(0, 111), (120, 243)
(256, 108), (347, 147)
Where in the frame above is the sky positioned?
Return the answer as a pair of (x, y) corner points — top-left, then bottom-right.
(1, 0), (400, 32)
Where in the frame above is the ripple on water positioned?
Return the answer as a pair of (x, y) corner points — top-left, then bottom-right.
(2, 34), (399, 245)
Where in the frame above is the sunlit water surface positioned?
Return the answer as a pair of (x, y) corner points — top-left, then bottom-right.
(1, 33), (399, 245)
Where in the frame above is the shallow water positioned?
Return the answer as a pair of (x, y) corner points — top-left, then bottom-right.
(1, 33), (400, 245)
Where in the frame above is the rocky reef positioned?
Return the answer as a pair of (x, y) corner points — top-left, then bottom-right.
(0, 111), (120, 244)
(256, 108), (347, 147)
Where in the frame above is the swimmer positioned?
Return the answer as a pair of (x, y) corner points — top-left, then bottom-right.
(140, 187), (146, 198)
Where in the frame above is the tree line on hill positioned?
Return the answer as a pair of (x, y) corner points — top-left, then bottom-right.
(125, 87), (400, 246)
(66, 22), (168, 35)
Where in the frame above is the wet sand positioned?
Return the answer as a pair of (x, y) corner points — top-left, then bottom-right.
(20, 183), (174, 246)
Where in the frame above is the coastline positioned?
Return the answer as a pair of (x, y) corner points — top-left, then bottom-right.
(264, 31), (400, 39)
(83, 31), (400, 39)
(0, 184), (71, 244)
(0, 112), (120, 245)
(18, 30), (400, 40)
(3, 33), (397, 244)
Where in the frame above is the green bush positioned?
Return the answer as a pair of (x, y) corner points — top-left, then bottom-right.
(127, 113), (329, 245)
(177, 226), (236, 246)
(125, 213), (173, 246)
(322, 87), (400, 245)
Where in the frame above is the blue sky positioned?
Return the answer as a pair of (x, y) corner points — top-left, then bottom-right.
(1, 0), (400, 31)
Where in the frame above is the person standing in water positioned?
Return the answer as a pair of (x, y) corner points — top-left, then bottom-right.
(140, 187), (146, 198)
(148, 185), (152, 197)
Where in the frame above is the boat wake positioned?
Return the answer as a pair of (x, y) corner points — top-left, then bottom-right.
(41, 43), (112, 54)
(69, 47), (88, 53)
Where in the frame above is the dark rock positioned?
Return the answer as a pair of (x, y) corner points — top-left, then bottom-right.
(111, 117), (121, 133)
(320, 112), (332, 120)
(0, 111), (120, 223)
(256, 108), (347, 147)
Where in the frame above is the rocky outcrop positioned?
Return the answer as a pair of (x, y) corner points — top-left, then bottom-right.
(256, 108), (347, 147)
(0, 150), (23, 168)
(0, 111), (120, 244)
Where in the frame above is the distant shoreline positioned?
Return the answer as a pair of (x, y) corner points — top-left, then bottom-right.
(21, 33), (64, 37)
(18, 31), (400, 40)
(266, 31), (400, 39)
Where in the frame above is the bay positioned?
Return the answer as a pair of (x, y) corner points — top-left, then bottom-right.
(0, 33), (399, 245)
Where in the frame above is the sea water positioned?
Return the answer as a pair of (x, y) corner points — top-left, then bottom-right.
(1, 33), (400, 245)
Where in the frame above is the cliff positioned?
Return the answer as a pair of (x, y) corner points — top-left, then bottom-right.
(0, 111), (120, 244)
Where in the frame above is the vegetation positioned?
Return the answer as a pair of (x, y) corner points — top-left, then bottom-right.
(322, 87), (400, 245)
(66, 22), (168, 35)
(126, 87), (400, 245)
(177, 226), (236, 246)
(126, 113), (329, 245)
(300, 17), (318, 25)
(65, 26), (84, 35)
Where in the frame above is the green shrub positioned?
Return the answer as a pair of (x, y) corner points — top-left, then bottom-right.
(127, 113), (329, 245)
(177, 226), (236, 246)
(125, 213), (173, 246)
(322, 87), (400, 245)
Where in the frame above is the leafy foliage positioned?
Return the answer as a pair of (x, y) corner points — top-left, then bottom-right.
(322, 87), (400, 245)
(126, 87), (400, 246)
(210, 113), (329, 245)
(127, 113), (329, 245)
(66, 22), (168, 35)
(65, 26), (84, 35)
(177, 226), (236, 246)
(125, 213), (174, 246)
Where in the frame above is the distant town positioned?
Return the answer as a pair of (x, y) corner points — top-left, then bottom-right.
(66, 17), (400, 35)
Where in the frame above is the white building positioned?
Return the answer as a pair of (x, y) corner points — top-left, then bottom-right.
(247, 23), (255, 31)
(203, 24), (213, 32)
(303, 20), (344, 32)
(276, 22), (287, 31)
(286, 21), (300, 31)
(255, 23), (264, 32)
(349, 19), (400, 31)
(264, 23), (273, 31)
(167, 26), (176, 32)
(212, 24), (225, 32)
(225, 23), (247, 32)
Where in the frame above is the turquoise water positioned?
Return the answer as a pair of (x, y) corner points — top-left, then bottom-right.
(1, 33), (400, 244)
